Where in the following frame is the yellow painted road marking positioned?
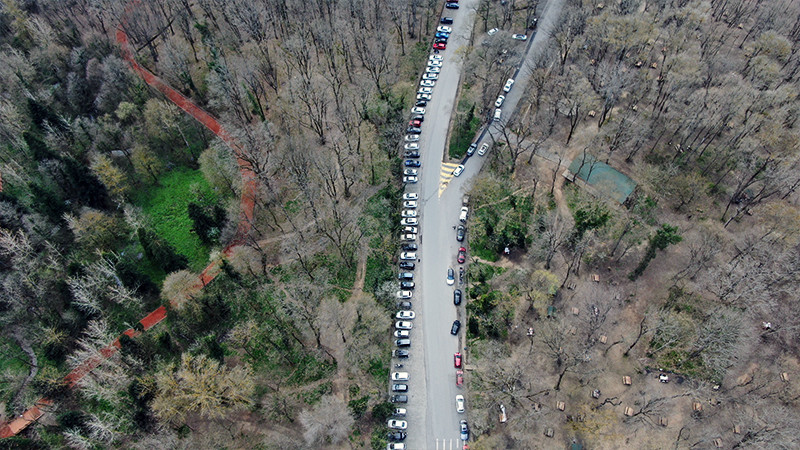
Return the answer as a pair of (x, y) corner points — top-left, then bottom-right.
(439, 162), (460, 197)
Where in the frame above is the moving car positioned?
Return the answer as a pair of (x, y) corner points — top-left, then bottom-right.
(456, 225), (465, 241)
(394, 329), (410, 338)
(512, 33), (527, 40)
(452, 164), (465, 177)
(395, 321), (413, 330)
(437, 25), (452, 33)
(401, 217), (418, 225)
(495, 95), (505, 107)
(460, 420), (470, 441)
(420, 79), (435, 87)
(488, 28), (498, 35)
(457, 247), (466, 263)
(393, 349), (409, 358)
(453, 289), (462, 305)
(447, 268), (455, 285)
(440, 17), (454, 24)
(391, 395), (408, 403)
(396, 311), (416, 320)
(392, 384), (408, 392)
(451, 319), (461, 335)
(403, 193), (419, 200)
(478, 143), (490, 156)
(392, 372), (410, 381)
(396, 290), (412, 299)
(467, 143), (477, 156)
(399, 252), (416, 260)
(404, 200), (418, 208)
(399, 261), (415, 270)
(387, 419), (408, 430)
(454, 352), (462, 368)
(503, 78), (515, 93)
(395, 338), (411, 347)
(455, 394), (465, 412)
(404, 160), (421, 167)
(433, 42), (446, 50)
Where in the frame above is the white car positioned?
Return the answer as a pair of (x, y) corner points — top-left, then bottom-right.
(428, 60), (442, 67)
(411, 107), (426, 115)
(403, 176), (418, 184)
(417, 93), (432, 101)
(487, 28), (498, 35)
(392, 372), (410, 381)
(456, 394), (465, 413)
(423, 73), (439, 80)
(426, 66), (441, 73)
(429, 54), (443, 61)
(405, 135), (419, 142)
(437, 25), (452, 33)
(394, 408), (407, 416)
(403, 193), (418, 201)
(395, 321), (413, 330)
(401, 210), (417, 218)
(512, 34), (527, 41)
(401, 217), (418, 226)
(418, 87), (433, 95)
(404, 142), (419, 151)
(396, 311), (416, 320)
(404, 200), (418, 208)
(453, 164), (465, 177)
(495, 95), (505, 107)
(396, 290), (413, 299)
(403, 226), (418, 233)
(401, 233), (416, 241)
(387, 419), (408, 430)
(478, 143), (490, 156)
(400, 252), (416, 260)
(404, 169), (418, 176)
(394, 329), (410, 338)
(387, 444), (405, 450)
(503, 78), (515, 93)
(420, 79), (435, 87)
(447, 268), (455, 286)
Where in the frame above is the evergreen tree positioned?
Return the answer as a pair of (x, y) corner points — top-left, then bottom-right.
(137, 228), (188, 273)
(629, 224), (682, 280)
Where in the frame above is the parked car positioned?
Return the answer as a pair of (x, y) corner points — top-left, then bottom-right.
(397, 300), (412, 309)
(415, 100), (427, 107)
(393, 349), (409, 358)
(457, 247), (466, 263)
(405, 160), (421, 167)
(411, 106), (426, 115)
(394, 408), (407, 416)
(467, 143), (477, 156)
(452, 164), (465, 177)
(399, 252), (416, 260)
(456, 370), (464, 386)
(428, 60), (442, 68)
(445, 2), (459, 9)
(392, 384), (408, 392)
(455, 394), (465, 412)
(396, 311), (416, 320)
(387, 443), (405, 450)
(512, 33), (527, 40)
(406, 126), (421, 134)
(395, 321), (413, 330)
(404, 169), (418, 176)
(429, 54), (443, 61)
(405, 134), (419, 142)
(404, 200), (418, 208)
(454, 352), (462, 368)
(494, 108), (502, 121)
(392, 372), (410, 381)
(503, 78), (515, 93)
(420, 79), (435, 87)
(394, 329), (410, 338)
(409, 119), (423, 127)
(402, 243), (417, 251)
(387, 430), (407, 441)
(456, 224), (465, 241)
(398, 272), (414, 280)
(400, 217), (418, 225)
(437, 25), (452, 33)
(417, 87), (433, 95)
(396, 290), (412, 299)
(423, 73), (438, 81)
(405, 150), (420, 158)
(403, 176), (418, 184)
(401, 209), (417, 218)
(433, 42), (446, 50)
(460, 420), (470, 440)
(391, 395), (408, 403)
(451, 319), (461, 335)
(478, 143), (490, 156)
(426, 66), (441, 74)
(488, 28), (498, 35)
(416, 93), (432, 101)
(403, 193), (419, 200)
(495, 95), (505, 107)
(399, 261), (415, 270)
(395, 339), (411, 347)
(402, 226), (418, 234)
(434, 38), (448, 45)
(453, 289), (462, 305)
(387, 419), (408, 430)
(404, 142), (419, 151)
(435, 32), (450, 39)
(440, 17), (454, 24)
(447, 268), (455, 285)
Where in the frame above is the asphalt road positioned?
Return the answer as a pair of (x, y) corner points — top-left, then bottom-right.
(400, 0), (564, 448)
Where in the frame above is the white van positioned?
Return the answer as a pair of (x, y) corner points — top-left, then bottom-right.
(459, 206), (469, 223)
(493, 108), (502, 121)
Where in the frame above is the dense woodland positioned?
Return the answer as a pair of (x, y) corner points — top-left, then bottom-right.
(0, 0), (799, 448)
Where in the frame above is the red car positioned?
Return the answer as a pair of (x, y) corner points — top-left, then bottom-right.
(456, 370), (464, 386)
(409, 119), (422, 127)
(434, 42), (446, 50)
(457, 247), (466, 264)
(454, 352), (462, 368)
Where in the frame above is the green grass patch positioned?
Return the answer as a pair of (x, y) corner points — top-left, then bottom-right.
(449, 104), (481, 159)
(132, 167), (215, 272)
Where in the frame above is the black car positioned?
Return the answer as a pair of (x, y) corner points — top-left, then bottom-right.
(400, 281), (415, 290)
(387, 431), (407, 442)
(398, 301), (412, 310)
(451, 319), (461, 335)
(460, 420), (470, 441)
(411, 115), (424, 122)
(415, 100), (427, 107)
(440, 17), (454, 24)
(398, 272), (414, 280)
(391, 395), (408, 403)
(393, 349), (409, 358)
(467, 143), (477, 156)
(405, 150), (420, 158)
(454, 289), (462, 306)
(406, 127), (422, 134)
(402, 243), (418, 251)
(456, 225), (465, 242)
(445, 2), (460, 9)
(435, 38), (448, 44)
(405, 160), (421, 167)
(399, 262), (416, 270)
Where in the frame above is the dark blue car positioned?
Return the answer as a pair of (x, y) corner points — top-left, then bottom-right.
(405, 160), (421, 167)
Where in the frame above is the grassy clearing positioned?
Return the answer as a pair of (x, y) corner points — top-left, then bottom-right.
(449, 99), (480, 159)
(132, 167), (215, 272)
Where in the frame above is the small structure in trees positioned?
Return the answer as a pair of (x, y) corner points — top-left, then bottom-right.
(733, 424), (741, 434)
(557, 401), (566, 411)
(692, 401), (703, 412)
(712, 438), (723, 448)
(781, 372), (790, 382)
(592, 389), (601, 399)
(544, 427), (554, 437)
(571, 307), (580, 316)
(599, 335), (608, 344)
(622, 376), (632, 386)
(624, 406), (634, 416)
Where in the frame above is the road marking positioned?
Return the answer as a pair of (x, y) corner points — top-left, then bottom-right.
(439, 162), (460, 197)
(434, 438), (465, 449)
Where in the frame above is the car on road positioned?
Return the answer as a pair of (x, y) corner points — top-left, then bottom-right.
(400, 217), (418, 225)
(391, 395), (408, 403)
(416, 93), (431, 102)
(460, 420), (470, 440)
(392, 372), (410, 381)
(387, 430), (407, 441)
(512, 33), (527, 40)
(396, 290), (412, 299)
(456, 225), (465, 241)
(402, 243), (417, 251)
(452, 164), (465, 177)
(403, 193), (419, 201)
(454, 352), (462, 368)
(395, 338), (411, 347)
(404, 142), (419, 151)
(392, 384), (408, 392)
(451, 319), (461, 335)
(401, 210), (417, 218)
(411, 106), (426, 115)
(494, 108), (502, 121)
(456, 370), (464, 387)
(398, 272), (414, 280)
(394, 329), (410, 338)
(427, 61), (442, 68)
(435, 31), (450, 39)
(415, 100), (427, 107)
(455, 394), (465, 412)
(394, 408), (407, 416)
(495, 95), (505, 107)
(404, 134), (419, 142)
(420, 79), (435, 87)
(434, 38), (448, 45)
(417, 87), (433, 95)
(387, 443), (405, 450)
(403, 169), (418, 176)
(440, 17), (454, 24)
(403, 176), (418, 184)
(503, 78), (515, 92)
(429, 53), (443, 61)
(467, 143), (477, 156)
(388, 419), (408, 430)
(478, 143), (490, 156)
(406, 126), (421, 134)
(393, 349), (409, 358)
(459, 206), (469, 223)
(423, 73), (438, 81)
(404, 160), (421, 167)
(399, 261), (415, 270)
(405, 150), (420, 158)
(426, 66), (441, 74)
(488, 28), (499, 35)
(447, 268), (455, 285)
(445, 2), (459, 9)
(437, 25), (452, 33)
(402, 226), (418, 234)
(403, 200), (418, 208)
(399, 252), (416, 260)
(396, 311), (416, 320)
(457, 247), (466, 263)
(454, 289), (462, 305)
(397, 300), (412, 309)
(395, 321), (413, 330)
(433, 42), (446, 50)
